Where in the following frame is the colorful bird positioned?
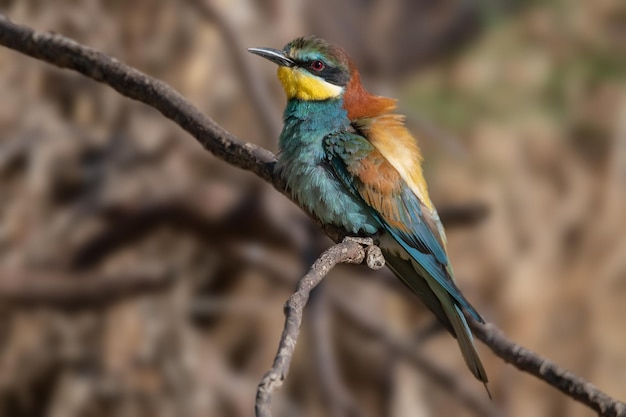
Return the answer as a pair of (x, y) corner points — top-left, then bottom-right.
(248, 37), (489, 391)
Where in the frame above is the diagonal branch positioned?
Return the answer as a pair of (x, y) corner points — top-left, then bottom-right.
(471, 320), (626, 417)
(0, 14), (351, 243)
(0, 14), (625, 417)
(0, 14), (277, 185)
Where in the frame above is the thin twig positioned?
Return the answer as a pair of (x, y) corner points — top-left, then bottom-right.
(255, 239), (367, 417)
(0, 14), (624, 417)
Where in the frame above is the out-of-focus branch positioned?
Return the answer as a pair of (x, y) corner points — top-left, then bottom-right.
(0, 267), (171, 308)
(255, 239), (372, 417)
(68, 187), (299, 269)
(437, 201), (489, 227)
(331, 292), (501, 417)
(192, 0), (282, 142)
(0, 15), (624, 417)
(309, 284), (366, 417)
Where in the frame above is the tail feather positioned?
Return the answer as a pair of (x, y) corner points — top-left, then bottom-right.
(410, 258), (490, 394)
(453, 305), (491, 398)
(382, 247), (489, 393)
(383, 250), (454, 335)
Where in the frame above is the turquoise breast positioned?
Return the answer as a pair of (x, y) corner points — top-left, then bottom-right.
(277, 99), (379, 235)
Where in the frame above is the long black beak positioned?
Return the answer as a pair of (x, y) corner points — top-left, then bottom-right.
(247, 47), (295, 67)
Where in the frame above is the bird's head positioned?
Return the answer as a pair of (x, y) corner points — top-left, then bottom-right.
(248, 37), (352, 101)
(249, 37), (396, 118)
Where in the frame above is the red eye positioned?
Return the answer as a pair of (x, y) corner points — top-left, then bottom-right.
(310, 60), (325, 71)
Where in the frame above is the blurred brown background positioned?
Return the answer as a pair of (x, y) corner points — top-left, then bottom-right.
(1, 0), (625, 416)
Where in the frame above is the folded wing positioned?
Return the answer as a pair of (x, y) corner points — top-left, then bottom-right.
(324, 130), (488, 385)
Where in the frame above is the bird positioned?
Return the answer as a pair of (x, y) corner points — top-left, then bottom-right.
(248, 36), (489, 392)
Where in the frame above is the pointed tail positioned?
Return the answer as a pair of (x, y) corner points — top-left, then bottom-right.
(383, 249), (490, 393)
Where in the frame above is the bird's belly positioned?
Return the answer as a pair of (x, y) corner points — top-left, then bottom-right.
(287, 164), (379, 235)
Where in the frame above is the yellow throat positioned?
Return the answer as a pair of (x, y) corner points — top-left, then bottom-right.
(277, 67), (343, 101)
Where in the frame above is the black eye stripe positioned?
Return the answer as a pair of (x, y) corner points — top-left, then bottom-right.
(300, 60), (323, 69)
(295, 60), (350, 86)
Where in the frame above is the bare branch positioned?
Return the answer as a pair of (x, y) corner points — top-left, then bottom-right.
(0, 13), (353, 243)
(471, 320), (626, 417)
(0, 14), (277, 185)
(255, 239), (367, 417)
(0, 14), (624, 417)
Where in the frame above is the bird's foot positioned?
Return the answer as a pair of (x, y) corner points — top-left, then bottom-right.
(342, 236), (385, 270)
(342, 236), (374, 246)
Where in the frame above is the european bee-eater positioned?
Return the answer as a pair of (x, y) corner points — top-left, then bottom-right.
(248, 37), (489, 390)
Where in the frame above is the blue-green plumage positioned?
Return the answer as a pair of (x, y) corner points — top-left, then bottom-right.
(278, 99), (379, 234)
